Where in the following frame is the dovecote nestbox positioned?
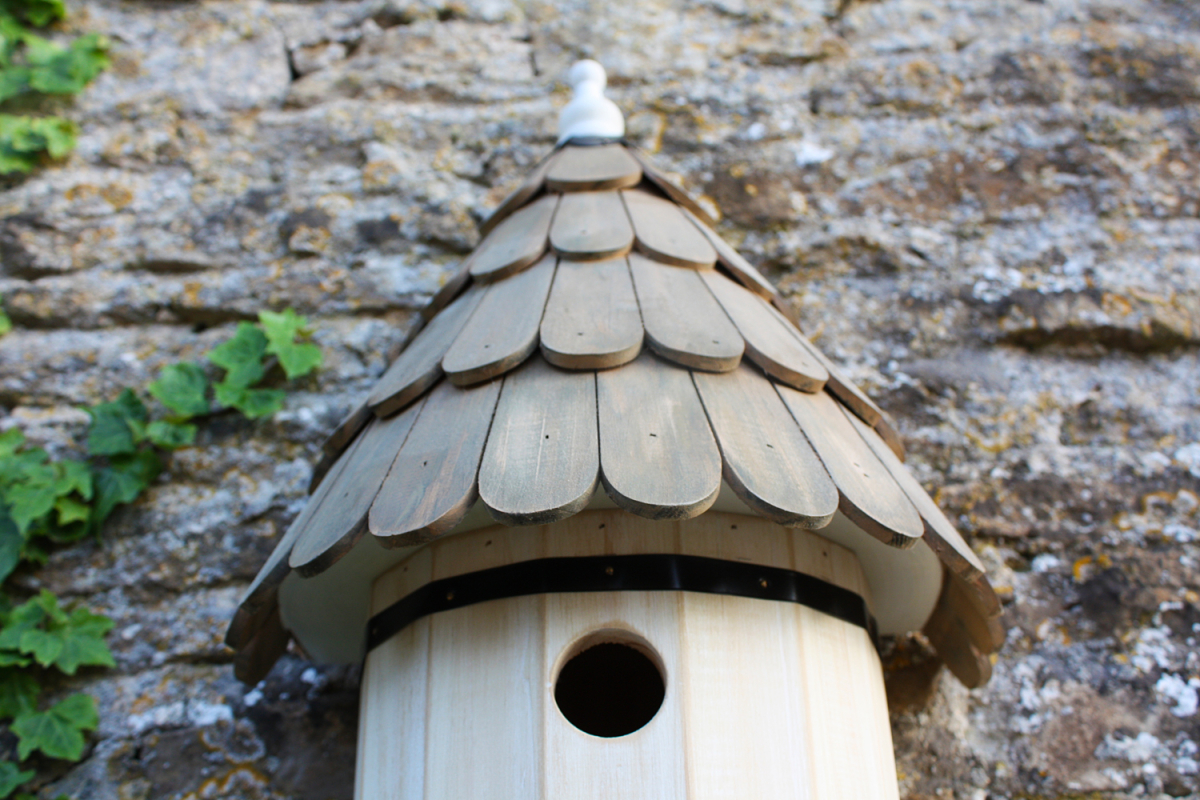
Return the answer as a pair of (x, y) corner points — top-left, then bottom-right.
(226, 61), (1001, 799)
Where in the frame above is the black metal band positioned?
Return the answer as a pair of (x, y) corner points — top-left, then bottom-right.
(367, 554), (878, 652)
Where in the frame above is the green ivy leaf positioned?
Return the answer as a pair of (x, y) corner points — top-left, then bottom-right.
(0, 596), (45, 652)
(0, 592), (112, 675)
(50, 609), (114, 675)
(91, 451), (161, 528)
(0, 0), (66, 26)
(0, 69), (31, 108)
(0, 303), (10, 338)
(26, 34), (108, 98)
(207, 322), (267, 389)
(259, 309), (322, 380)
(12, 692), (98, 761)
(0, 653), (29, 668)
(0, 668), (38, 719)
(52, 496), (88, 529)
(0, 115), (77, 174)
(53, 459), (91, 501)
(146, 420), (196, 450)
(0, 450), (46, 488)
(6, 463), (56, 534)
(0, 759), (34, 800)
(214, 383), (285, 420)
(85, 389), (148, 457)
(147, 362), (209, 419)
(18, 628), (60, 667)
(0, 429), (24, 458)
(0, 512), (21, 584)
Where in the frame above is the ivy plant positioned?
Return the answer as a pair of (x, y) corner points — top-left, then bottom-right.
(0, 0), (108, 174)
(0, 310), (321, 797)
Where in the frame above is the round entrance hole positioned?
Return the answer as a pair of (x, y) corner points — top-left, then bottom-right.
(554, 636), (665, 738)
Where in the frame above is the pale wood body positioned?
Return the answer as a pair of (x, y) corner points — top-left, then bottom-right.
(357, 511), (899, 800)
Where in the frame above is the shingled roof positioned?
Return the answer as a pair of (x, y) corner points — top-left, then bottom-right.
(226, 135), (1002, 691)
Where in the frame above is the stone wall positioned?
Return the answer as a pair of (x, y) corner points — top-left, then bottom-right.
(1, 0), (1198, 797)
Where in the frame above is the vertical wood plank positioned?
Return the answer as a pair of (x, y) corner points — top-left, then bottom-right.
(357, 547), (432, 800)
(428, 521), (546, 580)
(424, 596), (545, 800)
(676, 521), (793, 800)
(679, 593), (813, 800)
(794, 605), (899, 800)
(543, 591), (688, 800)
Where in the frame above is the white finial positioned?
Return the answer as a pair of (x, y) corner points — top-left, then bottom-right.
(557, 60), (625, 144)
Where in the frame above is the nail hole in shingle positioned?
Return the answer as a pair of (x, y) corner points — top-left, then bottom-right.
(649, 432), (657, 437)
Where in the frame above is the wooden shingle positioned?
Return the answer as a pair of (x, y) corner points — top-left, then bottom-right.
(546, 143), (642, 192)
(700, 271), (828, 393)
(629, 253), (742, 372)
(289, 402), (427, 576)
(478, 355), (599, 525)
(369, 378), (503, 547)
(368, 287), (484, 417)
(693, 365), (838, 527)
(777, 388), (923, 549)
(442, 254), (555, 386)
(623, 189), (718, 269)
(540, 257), (643, 369)
(550, 190), (635, 261)
(469, 193), (558, 283)
(597, 353), (722, 519)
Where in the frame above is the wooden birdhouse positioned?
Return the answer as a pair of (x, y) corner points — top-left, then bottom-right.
(226, 60), (1001, 799)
